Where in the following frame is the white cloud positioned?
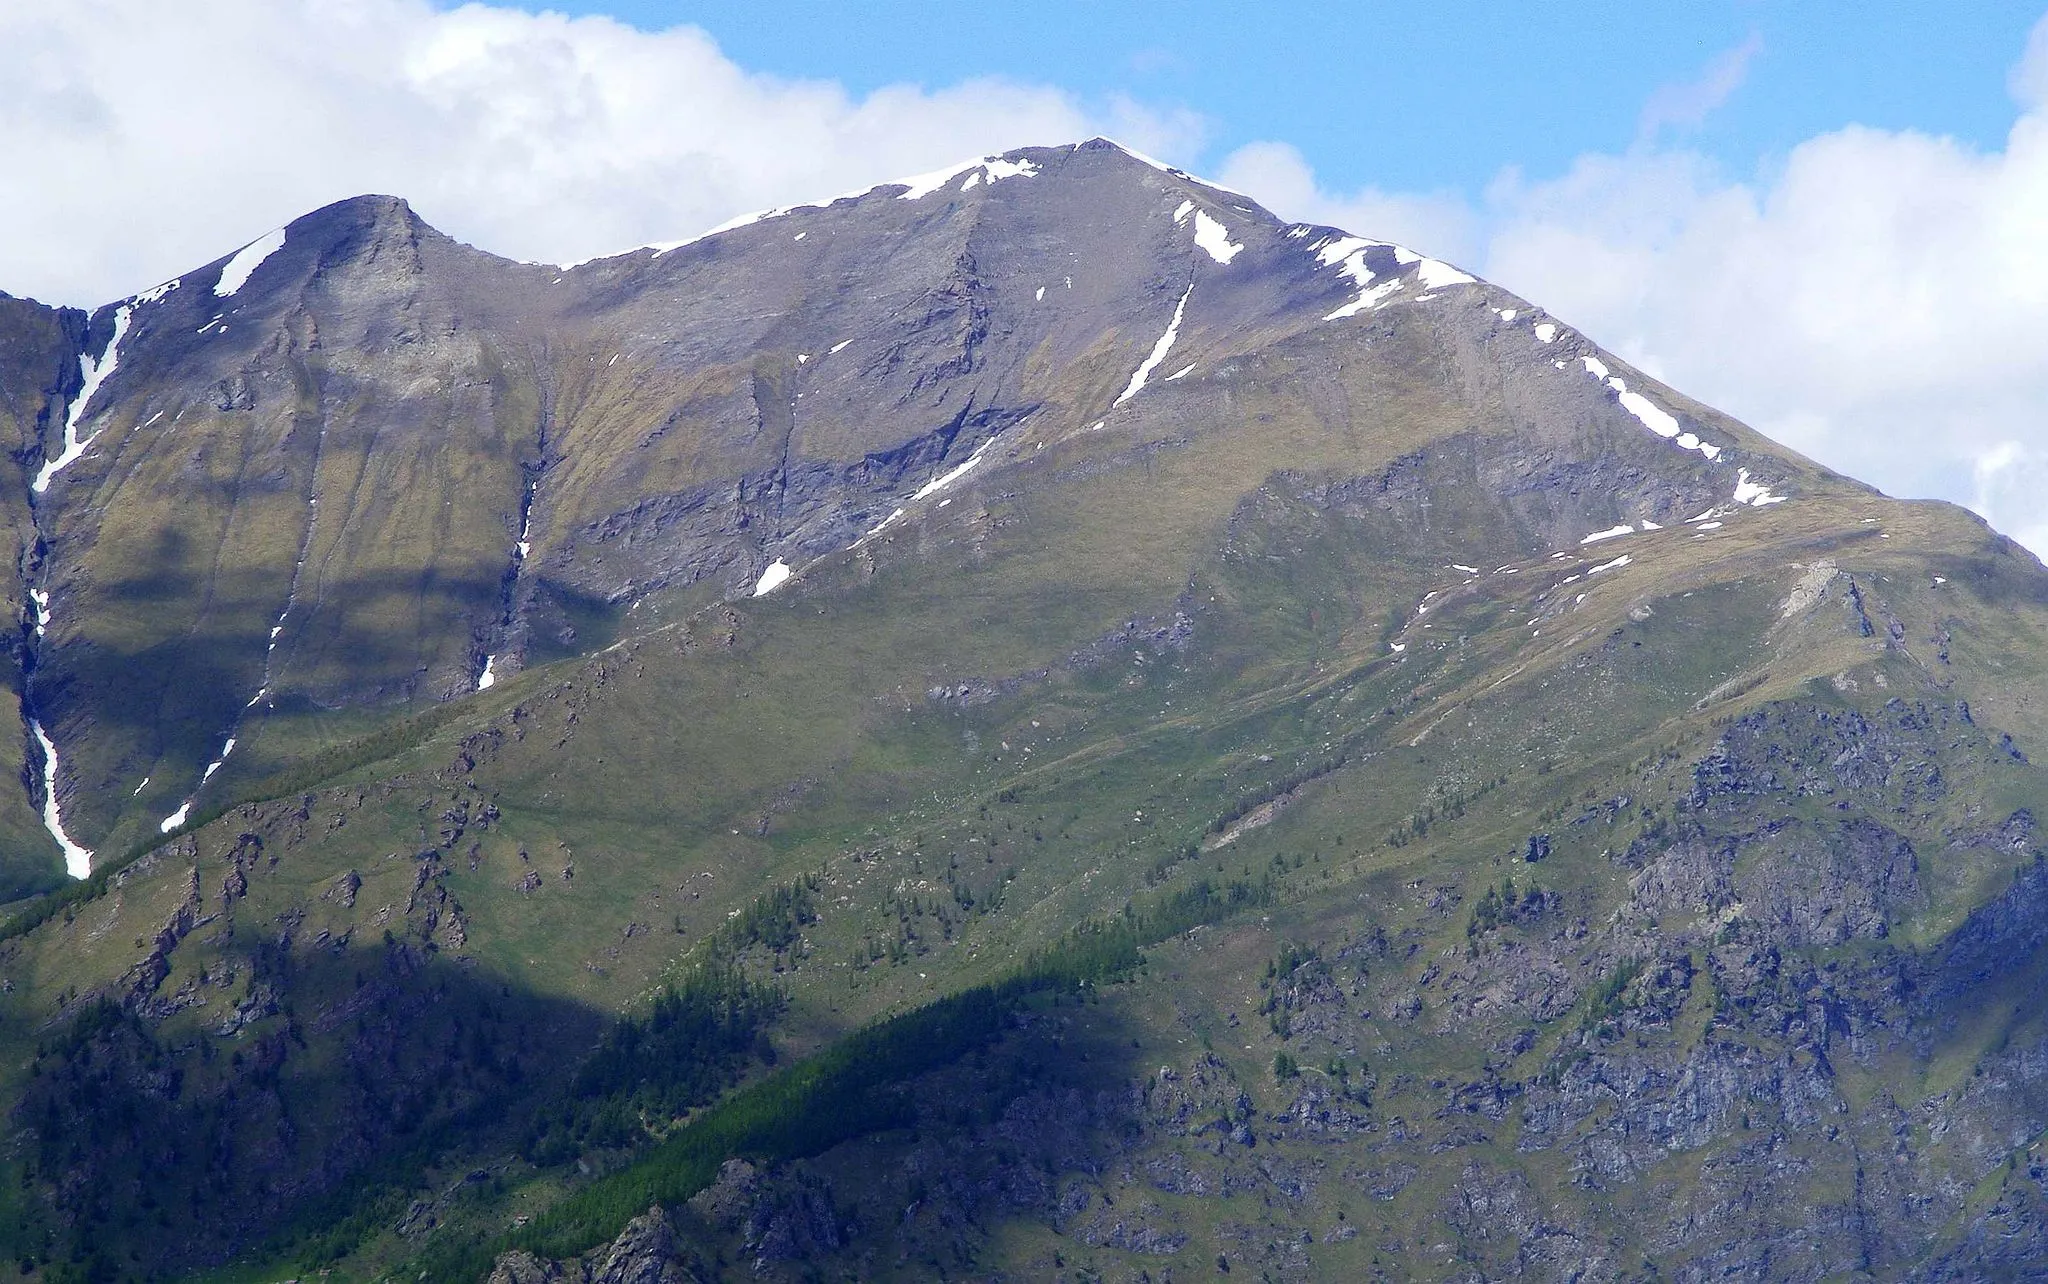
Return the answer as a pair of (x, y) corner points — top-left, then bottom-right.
(0, 0), (1202, 307)
(1636, 32), (1763, 143)
(1481, 105), (2048, 552)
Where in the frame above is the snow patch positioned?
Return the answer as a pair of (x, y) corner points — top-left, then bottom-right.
(1115, 284), (1192, 406)
(214, 228), (287, 298)
(33, 720), (91, 877)
(753, 559), (792, 596)
(1165, 363), (1195, 381)
(36, 304), (134, 493)
(1314, 236), (1372, 267)
(1534, 323), (1558, 343)
(29, 588), (48, 638)
(477, 655), (497, 691)
(1581, 355), (1610, 380)
(1323, 278), (1398, 321)
(856, 508), (906, 545)
(1414, 258), (1476, 289)
(1616, 389), (1681, 439)
(1452, 564), (1479, 573)
(1581, 524), (1635, 545)
(895, 154), (1039, 200)
(830, 339), (851, 353)
(1732, 469), (1789, 507)
(1590, 554), (1632, 574)
(1192, 210), (1243, 264)
(1173, 200), (1194, 223)
(914, 434), (1000, 501)
(202, 739), (237, 780)
(1496, 308), (1517, 322)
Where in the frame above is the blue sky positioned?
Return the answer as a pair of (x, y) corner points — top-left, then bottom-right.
(495, 1), (2046, 200)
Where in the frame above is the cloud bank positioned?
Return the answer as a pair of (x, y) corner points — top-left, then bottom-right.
(1224, 21), (2048, 554)
(0, 0), (1197, 307)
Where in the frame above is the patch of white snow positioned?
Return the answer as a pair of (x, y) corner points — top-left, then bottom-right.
(1590, 554), (1632, 574)
(895, 155), (1039, 200)
(1732, 469), (1788, 507)
(981, 156), (1037, 181)
(1414, 258), (1475, 289)
(36, 304), (134, 494)
(1192, 211), (1243, 264)
(753, 559), (792, 596)
(1173, 200), (1194, 223)
(1115, 284), (1193, 406)
(32, 720), (91, 877)
(1616, 389), (1683, 440)
(1581, 524), (1636, 545)
(1314, 236), (1372, 267)
(913, 433), (1000, 500)
(477, 655), (497, 691)
(1534, 323), (1558, 343)
(214, 228), (287, 298)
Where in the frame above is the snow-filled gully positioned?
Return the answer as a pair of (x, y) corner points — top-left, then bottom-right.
(1116, 283), (1194, 406)
(23, 296), (162, 873)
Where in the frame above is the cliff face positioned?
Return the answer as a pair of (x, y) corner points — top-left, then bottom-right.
(3, 141), (2048, 1282)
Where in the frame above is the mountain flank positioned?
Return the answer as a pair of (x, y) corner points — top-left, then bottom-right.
(0, 140), (2046, 1282)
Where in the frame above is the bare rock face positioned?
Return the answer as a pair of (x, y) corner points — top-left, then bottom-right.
(489, 1207), (706, 1284)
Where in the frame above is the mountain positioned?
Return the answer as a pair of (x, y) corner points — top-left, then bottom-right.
(2, 138), (2047, 1282)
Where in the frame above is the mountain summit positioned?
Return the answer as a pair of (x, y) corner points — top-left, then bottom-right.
(2, 140), (2046, 1281)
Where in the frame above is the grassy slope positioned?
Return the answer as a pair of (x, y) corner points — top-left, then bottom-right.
(0, 277), (2044, 1280)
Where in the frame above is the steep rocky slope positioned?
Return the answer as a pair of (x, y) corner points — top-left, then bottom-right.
(1, 140), (2046, 1283)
